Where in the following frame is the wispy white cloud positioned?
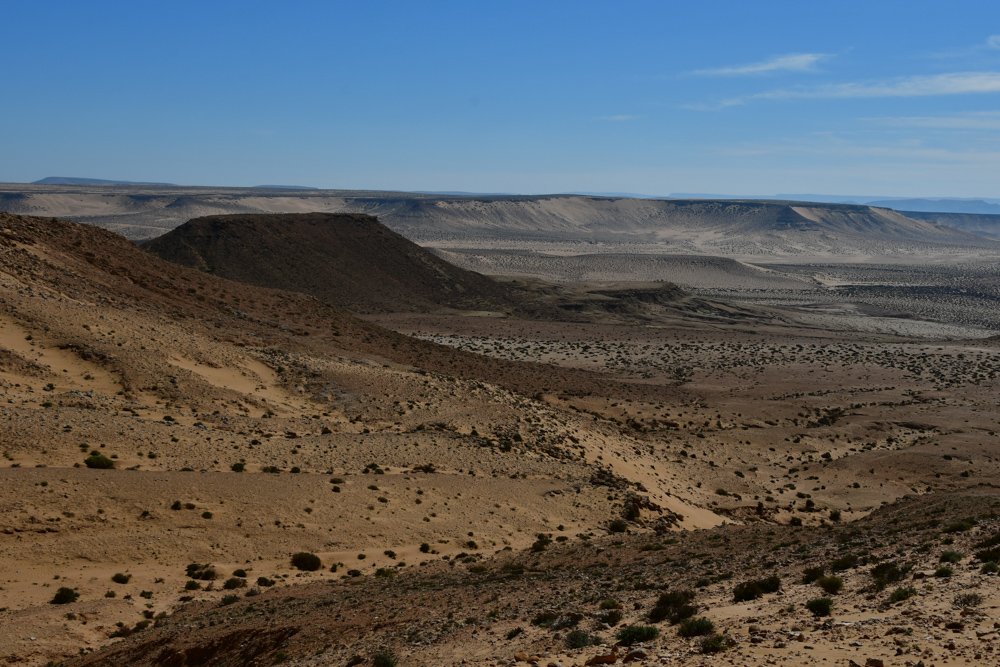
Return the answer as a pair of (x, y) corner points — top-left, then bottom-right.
(596, 114), (639, 121)
(988, 35), (1000, 49)
(721, 71), (1000, 106)
(869, 112), (1000, 130)
(693, 53), (831, 76)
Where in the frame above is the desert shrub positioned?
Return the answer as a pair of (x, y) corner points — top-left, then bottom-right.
(599, 598), (621, 610)
(935, 566), (954, 578)
(816, 575), (844, 595)
(615, 624), (659, 646)
(219, 594), (240, 606)
(531, 612), (558, 627)
(222, 577), (246, 590)
(677, 617), (715, 637)
(981, 561), (999, 574)
(230, 462), (245, 473)
(372, 651), (397, 667)
(870, 560), (909, 590)
(608, 520), (628, 533)
(888, 586), (916, 603)
(170, 501), (182, 510)
(50, 587), (79, 604)
(139, 590), (153, 599)
(830, 553), (859, 571)
(802, 566), (825, 584)
(700, 634), (727, 654)
(111, 573), (131, 584)
(290, 552), (322, 571)
(599, 609), (623, 625)
(733, 575), (781, 603)
(257, 576), (275, 587)
(201, 511), (213, 519)
(184, 580), (201, 591)
(419, 543), (430, 553)
(954, 592), (983, 608)
(974, 531), (1000, 562)
(565, 629), (602, 649)
(943, 519), (975, 533)
(530, 534), (552, 552)
(940, 550), (963, 563)
(829, 510), (842, 522)
(805, 597), (833, 617)
(186, 563), (217, 580)
(84, 454), (114, 469)
(648, 589), (697, 624)
(506, 627), (523, 640)
(232, 569), (247, 578)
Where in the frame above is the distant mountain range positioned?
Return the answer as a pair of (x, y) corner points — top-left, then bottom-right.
(669, 193), (1000, 213)
(31, 177), (317, 190)
(32, 176), (176, 186)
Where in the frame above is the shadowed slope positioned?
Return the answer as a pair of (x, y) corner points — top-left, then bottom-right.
(143, 212), (518, 314)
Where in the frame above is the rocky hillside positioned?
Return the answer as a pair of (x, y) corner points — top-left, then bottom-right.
(143, 212), (519, 314)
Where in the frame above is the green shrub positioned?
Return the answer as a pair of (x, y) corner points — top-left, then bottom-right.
(816, 575), (843, 595)
(805, 597), (833, 617)
(830, 553), (859, 571)
(599, 609), (623, 625)
(943, 519), (975, 533)
(608, 520), (628, 533)
(84, 454), (114, 469)
(940, 550), (963, 564)
(870, 560), (909, 590)
(506, 627), (523, 640)
(222, 577), (246, 590)
(934, 566), (953, 578)
(954, 592), (983, 608)
(111, 573), (131, 584)
(50, 587), (79, 604)
(531, 612), (558, 627)
(230, 462), (245, 473)
(615, 624), (659, 646)
(419, 542), (430, 553)
(565, 630), (602, 648)
(677, 617), (715, 637)
(184, 580), (201, 591)
(599, 598), (621, 610)
(980, 561), (999, 574)
(372, 651), (398, 667)
(802, 566), (825, 584)
(232, 569), (247, 578)
(219, 594), (240, 606)
(700, 634), (727, 654)
(733, 575), (781, 602)
(648, 589), (697, 624)
(257, 576), (275, 587)
(290, 552), (322, 571)
(888, 586), (916, 603)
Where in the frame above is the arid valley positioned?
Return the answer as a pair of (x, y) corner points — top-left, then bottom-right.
(0, 186), (998, 667)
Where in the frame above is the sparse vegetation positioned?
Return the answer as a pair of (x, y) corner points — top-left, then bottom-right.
(615, 624), (659, 646)
(805, 597), (833, 617)
(290, 552), (322, 571)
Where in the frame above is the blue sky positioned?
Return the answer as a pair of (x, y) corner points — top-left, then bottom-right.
(4, 1), (1000, 197)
